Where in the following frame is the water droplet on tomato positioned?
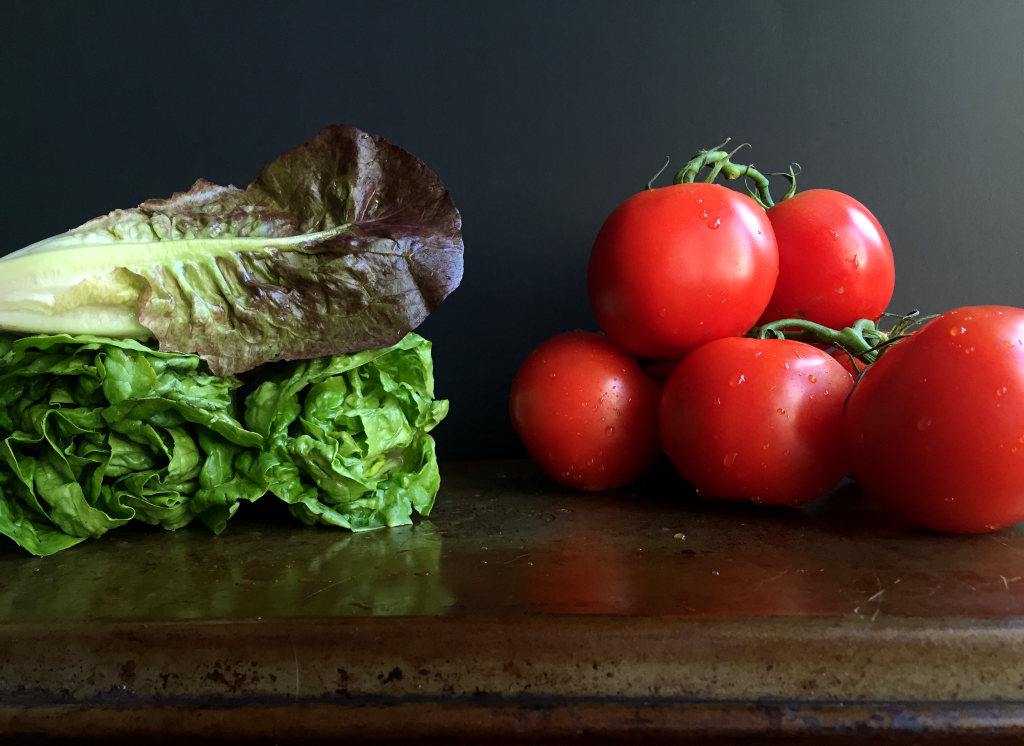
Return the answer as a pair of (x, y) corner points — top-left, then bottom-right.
(573, 474), (583, 481)
(824, 390), (830, 395)
(549, 372), (556, 377)
(784, 362), (790, 369)
(715, 397), (721, 405)
(852, 255), (860, 267)
(762, 443), (770, 450)
(1006, 341), (1014, 347)
(808, 374), (817, 383)
(943, 496), (954, 503)
(581, 401), (588, 407)
(836, 287), (845, 294)
(561, 471), (570, 478)
(997, 387), (1007, 397)
(605, 426), (615, 435)
(776, 408), (785, 415)
(700, 209), (708, 219)
(917, 417), (932, 430)
(708, 217), (721, 230)
(587, 459), (594, 466)
(829, 229), (839, 240)
(730, 374), (745, 387)
(751, 497), (764, 506)
(755, 351), (762, 357)
(950, 327), (966, 336)
(723, 452), (737, 467)
(783, 450), (791, 456)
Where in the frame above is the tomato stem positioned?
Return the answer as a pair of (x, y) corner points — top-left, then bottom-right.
(673, 139), (797, 210)
(749, 311), (937, 366)
(750, 318), (887, 363)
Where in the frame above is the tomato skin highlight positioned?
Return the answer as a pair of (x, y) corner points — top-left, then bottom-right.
(660, 338), (854, 506)
(760, 189), (895, 329)
(588, 183), (778, 360)
(845, 306), (1024, 533)
(509, 330), (662, 490)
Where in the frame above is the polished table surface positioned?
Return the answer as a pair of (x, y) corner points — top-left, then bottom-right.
(2, 459), (1024, 743)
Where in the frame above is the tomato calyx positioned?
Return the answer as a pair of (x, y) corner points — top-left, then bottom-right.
(646, 138), (801, 210)
(644, 156), (672, 191)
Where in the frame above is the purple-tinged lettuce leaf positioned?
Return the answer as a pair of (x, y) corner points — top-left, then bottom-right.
(0, 126), (463, 375)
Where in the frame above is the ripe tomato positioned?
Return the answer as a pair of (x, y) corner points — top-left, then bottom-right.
(759, 189), (895, 329)
(845, 306), (1024, 533)
(588, 183), (778, 360)
(660, 337), (854, 506)
(509, 330), (661, 490)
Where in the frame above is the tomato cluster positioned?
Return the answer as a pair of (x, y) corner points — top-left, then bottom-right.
(511, 142), (1024, 534)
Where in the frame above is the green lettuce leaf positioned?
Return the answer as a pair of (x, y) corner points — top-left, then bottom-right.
(245, 333), (448, 531)
(0, 333), (266, 555)
(0, 126), (464, 376)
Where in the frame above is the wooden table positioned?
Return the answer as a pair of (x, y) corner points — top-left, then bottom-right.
(2, 460), (1024, 743)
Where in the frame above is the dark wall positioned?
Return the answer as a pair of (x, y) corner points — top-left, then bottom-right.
(2, 1), (1022, 458)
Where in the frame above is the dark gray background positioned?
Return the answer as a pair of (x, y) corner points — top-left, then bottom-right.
(1, 1), (1022, 459)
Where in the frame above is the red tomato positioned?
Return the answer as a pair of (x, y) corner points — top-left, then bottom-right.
(845, 306), (1024, 533)
(509, 330), (661, 490)
(660, 337), (854, 506)
(588, 183), (778, 360)
(759, 189), (895, 329)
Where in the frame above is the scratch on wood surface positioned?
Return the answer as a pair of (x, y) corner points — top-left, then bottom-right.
(757, 569), (789, 587)
(303, 572), (366, 601)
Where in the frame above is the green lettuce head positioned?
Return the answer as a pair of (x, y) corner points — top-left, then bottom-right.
(0, 334), (267, 556)
(245, 333), (448, 531)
